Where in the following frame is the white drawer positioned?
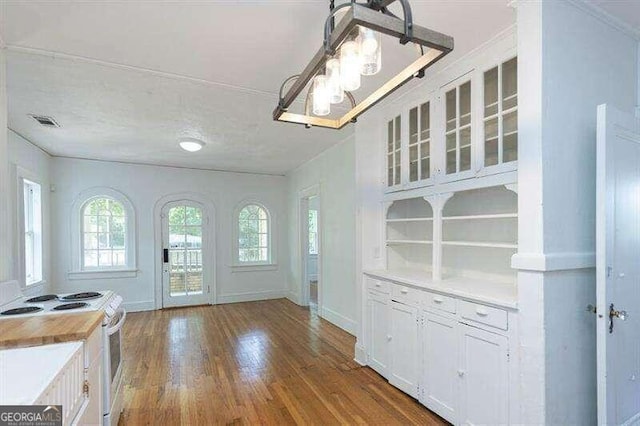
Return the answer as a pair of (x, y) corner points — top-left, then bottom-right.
(424, 292), (456, 314)
(391, 284), (422, 307)
(459, 300), (508, 331)
(366, 277), (390, 294)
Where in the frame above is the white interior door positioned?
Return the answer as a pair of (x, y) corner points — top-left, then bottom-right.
(162, 201), (210, 308)
(597, 104), (640, 426)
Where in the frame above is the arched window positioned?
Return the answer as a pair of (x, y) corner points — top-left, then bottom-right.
(70, 187), (136, 278)
(236, 203), (271, 264)
(81, 197), (127, 269)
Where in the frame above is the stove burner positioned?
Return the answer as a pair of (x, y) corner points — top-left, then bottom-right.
(25, 294), (58, 303)
(1, 306), (43, 315)
(52, 302), (89, 311)
(60, 292), (103, 301)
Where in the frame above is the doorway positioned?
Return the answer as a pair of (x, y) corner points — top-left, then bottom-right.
(161, 200), (211, 308)
(300, 186), (321, 312)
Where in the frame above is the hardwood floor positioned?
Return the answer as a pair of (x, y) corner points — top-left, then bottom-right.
(119, 298), (446, 425)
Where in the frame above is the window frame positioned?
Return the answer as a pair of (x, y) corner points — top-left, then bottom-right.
(17, 173), (43, 288)
(232, 200), (276, 270)
(69, 187), (137, 280)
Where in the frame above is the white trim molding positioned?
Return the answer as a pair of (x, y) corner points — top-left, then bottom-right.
(321, 306), (356, 335)
(231, 198), (277, 268)
(69, 186), (137, 278)
(217, 289), (286, 304)
(511, 252), (596, 272)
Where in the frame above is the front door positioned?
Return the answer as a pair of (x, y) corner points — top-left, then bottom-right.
(162, 201), (210, 308)
(596, 104), (640, 425)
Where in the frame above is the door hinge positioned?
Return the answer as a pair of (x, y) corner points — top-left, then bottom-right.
(83, 380), (89, 396)
(607, 266), (612, 278)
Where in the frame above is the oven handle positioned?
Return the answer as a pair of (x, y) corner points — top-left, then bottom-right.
(106, 308), (127, 336)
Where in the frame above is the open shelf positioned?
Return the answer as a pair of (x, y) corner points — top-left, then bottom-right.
(387, 240), (433, 245)
(442, 241), (517, 249)
(386, 218), (433, 223)
(443, 213), (517, 221)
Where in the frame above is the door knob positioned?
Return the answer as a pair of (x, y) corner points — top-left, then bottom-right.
(609, 303), (628, 333)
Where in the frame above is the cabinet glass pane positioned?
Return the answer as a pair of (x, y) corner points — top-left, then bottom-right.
(409, 107), (418, 144)
(503, 110), (518, 162)
(395, 165), (401, 185)
(502, 57), (518, 110)
(485, 117), (499, 166)
(410, 162), (418, 181)
(387, 121), (393, 153)
(459, 82), (471, 126)
(420, 141), (430, 180)
(420, 157), (430, 180)
(460, 146), (471, 171)
(388, 155), (393, 187)
(446, 132), (457, 174)
(394, 116), (401, 145)
(484, 66), (499, 117)
(420, 102), (430, 140)
(446, 89), (456, 131)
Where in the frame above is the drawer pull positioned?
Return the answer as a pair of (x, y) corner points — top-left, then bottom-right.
(457, 369), (465, 377)
(400, 288), (409, 294)
(433, 297), (444, 304)
(375, 283), (381, 287)
(387, 335), (392, 341)
(476, 308), (489, 317)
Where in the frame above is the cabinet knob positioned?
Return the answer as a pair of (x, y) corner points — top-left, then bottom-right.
(387, 335), (392, 341)
(433, 297), (444, 304)
(401, 288), (408, 294)
(457, 370), (465, 377)
(476, 308), (489, 317)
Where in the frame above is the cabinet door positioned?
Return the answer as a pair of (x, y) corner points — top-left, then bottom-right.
(76, 351), (103, 425)
(367, 291), (390, 377)
(385, 115), (403, 192)
(458, 324), (509, 426)
(422, 312), (458, 423)
(389, 301), (419, 397)
(439, 73), (476, 183)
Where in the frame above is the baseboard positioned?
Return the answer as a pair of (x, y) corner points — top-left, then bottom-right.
(286, 290), (301, 305)
(123, 300), (155, 312)
(321, 306), (356, 335)
(354, 342), (367, 366)
(217, 289), (287, 304)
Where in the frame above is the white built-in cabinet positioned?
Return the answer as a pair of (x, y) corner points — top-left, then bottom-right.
(385, 56), (518, 191)
(364, 275), (513, 425)
(389, 300), (419, 398)
(366, 289), (390, 376)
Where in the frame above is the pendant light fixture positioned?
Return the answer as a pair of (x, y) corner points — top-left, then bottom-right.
(274, 0), (454, 130)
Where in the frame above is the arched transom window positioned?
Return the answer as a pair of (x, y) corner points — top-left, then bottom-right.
(237, 204), (270, 264)
(82, 197), (127, 269)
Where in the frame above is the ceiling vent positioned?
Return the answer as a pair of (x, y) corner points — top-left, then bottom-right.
(30, 115), (60, 128)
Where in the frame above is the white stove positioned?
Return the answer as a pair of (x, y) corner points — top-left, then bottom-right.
(0, 280), (125, 426)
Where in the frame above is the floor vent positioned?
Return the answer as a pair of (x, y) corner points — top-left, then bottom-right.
(30, 115), (60, 128)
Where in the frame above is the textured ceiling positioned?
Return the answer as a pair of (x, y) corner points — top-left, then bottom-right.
(1, 0), (519, 174)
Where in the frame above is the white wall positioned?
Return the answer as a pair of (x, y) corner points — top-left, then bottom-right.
(516, 1), (639, 424)
(8, 130), (53, 295)
(51, 157), (289, 311)
(287, 136), (357, 334)
(307, 196), (319, 281)
(0, 48), (11, 282)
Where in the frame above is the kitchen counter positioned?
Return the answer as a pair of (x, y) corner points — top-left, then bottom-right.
(364, 268), (518, 309)
(0, 311), (104, 349)
(0, 341), (84, 405)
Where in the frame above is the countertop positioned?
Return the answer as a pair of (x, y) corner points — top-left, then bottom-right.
(0, 311), (104, 349)
(0, 341), (84, 405)
(364, 268), (518, 309)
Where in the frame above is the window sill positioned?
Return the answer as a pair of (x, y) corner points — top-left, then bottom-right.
(68, 269), (138, 280)
(231, 263), (278, 273)
(23, 281), (46, 296)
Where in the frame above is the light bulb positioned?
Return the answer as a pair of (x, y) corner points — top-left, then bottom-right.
(312, 75), (331, 116)
(326, 58), (344, 104)
(339, 40), (361, 92)
(358, 27), (381, 76)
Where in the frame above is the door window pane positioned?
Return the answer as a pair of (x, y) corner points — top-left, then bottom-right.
(168, 204), (203, 297)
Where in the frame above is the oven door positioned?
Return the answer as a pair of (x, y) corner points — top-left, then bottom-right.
(103, 308), (126, 416)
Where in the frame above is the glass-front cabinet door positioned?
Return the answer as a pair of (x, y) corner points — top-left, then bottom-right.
(483, 56), (517, 170)
(386, 115), (402, 190)
(407, 101), (432, 187)
(441, 76), (474, 182)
